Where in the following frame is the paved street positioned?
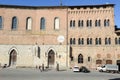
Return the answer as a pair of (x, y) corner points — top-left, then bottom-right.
(0, 68), (120, 80)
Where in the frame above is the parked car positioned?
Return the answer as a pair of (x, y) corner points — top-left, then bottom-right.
(73, 66), (80, 72)
(97, 64), (119, 73)
(79, 66), (90, 73)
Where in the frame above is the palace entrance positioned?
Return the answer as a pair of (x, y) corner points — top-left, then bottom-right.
(9, 49), (17, 67)
(48, 50), (55, 68)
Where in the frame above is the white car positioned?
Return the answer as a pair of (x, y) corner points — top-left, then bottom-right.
(73, 66), (80, 72)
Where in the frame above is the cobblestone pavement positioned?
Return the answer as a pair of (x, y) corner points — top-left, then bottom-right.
(0, 68), (120, 80)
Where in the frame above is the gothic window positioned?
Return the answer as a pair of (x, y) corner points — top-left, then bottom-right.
(73, 20), (75, 27)
(105, 38), (111, 45)
(0, 16), (2, 29)
(104, 19), (110, 27)
(78, 38), (84, 45)
(54, 17), (60, 30)
(87, 20), (92, 27)
(78, 54), (83, 63)
(115, 38), (118, 44)
(26, 17), (32, 30)
(12, 17), (17, 30)
(70, 20), (72, 27)
(95, 20), (101, 27)
(70, 38), (72, 45)
(73, 38), (76, 44)
(96, 38), (101, 45)
(87, 38), (92, 45)
(78, 20), (84, 27)
(40, 17), (45, 30)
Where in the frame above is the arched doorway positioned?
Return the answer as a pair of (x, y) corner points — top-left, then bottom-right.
(48, 50), (55, 68)
(9, 49), (17, 66)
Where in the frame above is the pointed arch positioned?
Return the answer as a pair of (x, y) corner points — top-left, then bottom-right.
(12, 16), (17, 30)
(8, 48), (18, 66)
(78, 54), (83, 63)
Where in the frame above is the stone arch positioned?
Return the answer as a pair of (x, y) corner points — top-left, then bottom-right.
(8, 47), (18, 67)
(46, 47), (56, 68)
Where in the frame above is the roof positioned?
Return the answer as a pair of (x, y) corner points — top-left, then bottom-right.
(0, 4), (115, 9)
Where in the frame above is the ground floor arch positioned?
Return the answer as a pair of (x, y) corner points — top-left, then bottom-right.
(9, 49), (17, 67)
(48, 49), (55, 68)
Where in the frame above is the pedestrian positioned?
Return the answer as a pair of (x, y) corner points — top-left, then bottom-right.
(39, 66), (42, 72)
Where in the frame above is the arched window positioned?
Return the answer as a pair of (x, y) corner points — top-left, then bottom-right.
(96, 38), (99, 45)
(73, 20), (75, 27)
(73, 38), (76, 44)
(26, 17), (32, 30)
(38, 47), (40, 58)
(98, 20), (101, 26)
(70, 38), (72, 45)
(95, 20), (97, 27)
(87, 20), (89, 27)
(99, 38), (101, 44)
(0, 16), (3, 29)
(40, 17), (45, 30)
(106, 19), (110, 26)
(104, 19), (110, 27)
(12, 17), (17, 30)
(78, 38), (80, 45)
(105, 38), (108, 45)
(78, 54), (83, 63)
(115, 38), (118, 44)
(70, 20), (72, 27)
(108, 38), (111, 44)
(90, 20), (92, 27)
(119, 38), (120, 44)
(81, 38), (84, 45)
(54, 17), (60, 30)
(81, 20), (84, 27)
(95, 20), (101, 27)
(78, 20), (80, 27)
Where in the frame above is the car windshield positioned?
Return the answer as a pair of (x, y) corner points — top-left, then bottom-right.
(74, 67), (79, 69)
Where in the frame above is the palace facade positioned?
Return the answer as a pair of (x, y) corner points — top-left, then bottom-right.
(0, 4), (120, 70)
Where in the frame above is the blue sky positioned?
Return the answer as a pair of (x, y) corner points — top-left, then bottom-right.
(0, 0), (120, 28)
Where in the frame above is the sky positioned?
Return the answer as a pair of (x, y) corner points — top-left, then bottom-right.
(0, 0), (120, 28)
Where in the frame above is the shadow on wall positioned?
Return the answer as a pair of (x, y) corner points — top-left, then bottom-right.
(109, 78), (120, 80)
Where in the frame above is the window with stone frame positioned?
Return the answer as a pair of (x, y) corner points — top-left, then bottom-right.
(40, 17), (46, 30)
(26, 17), (32, 30)
(78, 54), (83, 63)
(0, 16), (3, 29)
(12, 17), (17, 30)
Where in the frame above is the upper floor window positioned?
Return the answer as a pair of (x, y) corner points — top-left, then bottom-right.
(87, 20), (92, 27)
(78, 20), (84, 27)
(70, 20), (75, 27)
(40, 17), (45, 30)
(105, 38), (111, 45)
(115, 37), (120, 45)
(26, 17), (32, 30)
(87, 38), (92, 45)
(54, 17), (60, 30)
(104, 19), (110, 27)
(78, 38), (84, 45)
(70, 38), (76, 45)
(95, 20), (101, 27)
(12, 17), (17, 30)
(0, 16), (3, 29)
(95, 38), (101, 45)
